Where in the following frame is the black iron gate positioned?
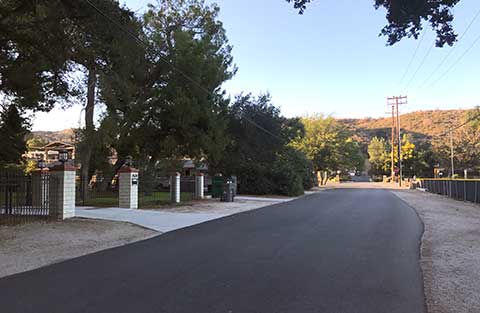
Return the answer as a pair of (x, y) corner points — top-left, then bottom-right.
(0, 171), (59, 225)
(75, 175), (118, 207)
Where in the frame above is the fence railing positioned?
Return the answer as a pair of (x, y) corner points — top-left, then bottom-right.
(420, 179), (480, 204)
(0, 171), (59, 225)
(75, 175), (200, 208)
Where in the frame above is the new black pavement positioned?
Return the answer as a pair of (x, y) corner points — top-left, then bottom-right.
(0, 189), (425, 313)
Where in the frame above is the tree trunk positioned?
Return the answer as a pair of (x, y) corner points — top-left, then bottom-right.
(81, 68), (96, 202)
(97, 158), (125, 192)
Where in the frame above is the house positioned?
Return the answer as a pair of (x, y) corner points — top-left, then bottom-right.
(181, 159), (208, 176)
(25, 141), (75, 165)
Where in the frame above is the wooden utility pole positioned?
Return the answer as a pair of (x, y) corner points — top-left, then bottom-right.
(390, 104), (395, 182)
(387, 96), (408, 186)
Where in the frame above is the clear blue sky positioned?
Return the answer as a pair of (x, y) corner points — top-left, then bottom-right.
(33, 0), (480, 130)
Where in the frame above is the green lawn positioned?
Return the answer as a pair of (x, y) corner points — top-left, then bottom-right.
(80, 192), (193, 208)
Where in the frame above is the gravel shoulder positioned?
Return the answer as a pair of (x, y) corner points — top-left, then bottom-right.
(393, 190), (480, 313)
(0, 218), (157, 278)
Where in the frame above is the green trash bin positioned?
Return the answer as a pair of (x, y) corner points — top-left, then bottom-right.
(212, 175), (224, 198)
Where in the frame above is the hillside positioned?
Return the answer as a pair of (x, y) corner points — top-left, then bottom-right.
(340, 109), (473, 147)
(30, 129), (76, 144)
(29, 109), (474, 147)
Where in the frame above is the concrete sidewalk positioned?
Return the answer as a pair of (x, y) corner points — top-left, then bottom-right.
(76, 208), (224, 233)
(75, 197), (292, 233)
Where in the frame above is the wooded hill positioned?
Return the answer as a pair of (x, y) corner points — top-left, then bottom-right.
(30, 129), (75, 144)
(340, 109), (474, 149)
(30, 109), (473, 148)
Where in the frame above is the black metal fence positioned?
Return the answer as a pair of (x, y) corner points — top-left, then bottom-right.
(75, 174), (211, 208)
(420, 179), (480, 204)
(0, 171), (59, 225)
(137, 176), (196, 208)
(75, 175), (118, 207)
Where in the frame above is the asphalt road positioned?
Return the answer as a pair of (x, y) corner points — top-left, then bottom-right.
(0, 189), (425, 313)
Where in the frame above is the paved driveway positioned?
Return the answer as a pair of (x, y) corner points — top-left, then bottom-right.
(0, 189), (425, 313)
(75, 196), (290, 232)
(76, 207), (223, 232)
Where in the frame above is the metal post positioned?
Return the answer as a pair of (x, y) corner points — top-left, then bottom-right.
(450, 132), (455, 178)
(475, 181), (478, 203)
(455, 181), (458, 199)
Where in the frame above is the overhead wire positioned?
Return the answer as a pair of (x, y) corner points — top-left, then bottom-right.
(437, 110), (480, 137)
(426, 32), (480, 88)
(418, 6), (480, 89)
(401, 40), (435, 93)
(397, 28), (427, 89)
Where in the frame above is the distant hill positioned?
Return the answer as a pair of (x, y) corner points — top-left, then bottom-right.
(30, 109), (473, 147)
(30, 129), (76, 144)
(339, 109), (473, 148)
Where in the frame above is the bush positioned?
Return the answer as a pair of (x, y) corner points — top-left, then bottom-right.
(233, 148), (312, 197)
(236, 163), (275, 195)
(270, 148), (312, 197)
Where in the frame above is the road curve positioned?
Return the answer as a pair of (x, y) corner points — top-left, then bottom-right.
(0, 189), (425, 313)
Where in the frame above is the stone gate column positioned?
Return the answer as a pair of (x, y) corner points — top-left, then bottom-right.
(195, 173), (204, 200)
(49, 163), (76, 220)
(171, 172), (181, 203)
(119, 166), (139, 209)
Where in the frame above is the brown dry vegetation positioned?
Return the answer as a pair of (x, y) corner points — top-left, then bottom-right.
(30, 129), (75, 143)
(340, 109), (473, 147)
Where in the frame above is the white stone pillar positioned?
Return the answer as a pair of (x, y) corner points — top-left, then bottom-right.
(49, 164), (76, 220)
(119, 167), (139, 209)
(171, 173), (181, 203)
(195, 173), (204, 200)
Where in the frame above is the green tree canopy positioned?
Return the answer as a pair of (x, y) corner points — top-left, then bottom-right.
(290, 115), (364, 173)
(368, 136), (389, 176)
(90, 0), (236, 179)
(0, 104), (29, 167)
(215, 93), (311, 196)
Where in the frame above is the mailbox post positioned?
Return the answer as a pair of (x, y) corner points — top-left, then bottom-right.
(119, 166), (139, 209)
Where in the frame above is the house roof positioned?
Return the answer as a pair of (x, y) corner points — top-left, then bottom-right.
(44, 141), (74, 149)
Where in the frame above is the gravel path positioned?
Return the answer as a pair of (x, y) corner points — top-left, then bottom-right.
(0, 218), (157, 278)
(393, 190), (480, 313)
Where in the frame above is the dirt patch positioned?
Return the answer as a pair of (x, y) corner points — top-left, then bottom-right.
(0, 218), (157, 278)
(393, 190), (480, 313)
(140, 198), (284, 214)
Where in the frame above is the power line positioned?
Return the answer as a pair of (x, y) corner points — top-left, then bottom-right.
(418, 6), (480, 89)
(426, 32), (480, 88)
(398, 28), (427, 88)
(402, 40), (435, 93)
(437, 110), (480, 137)
(83, 0), (286, 143)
